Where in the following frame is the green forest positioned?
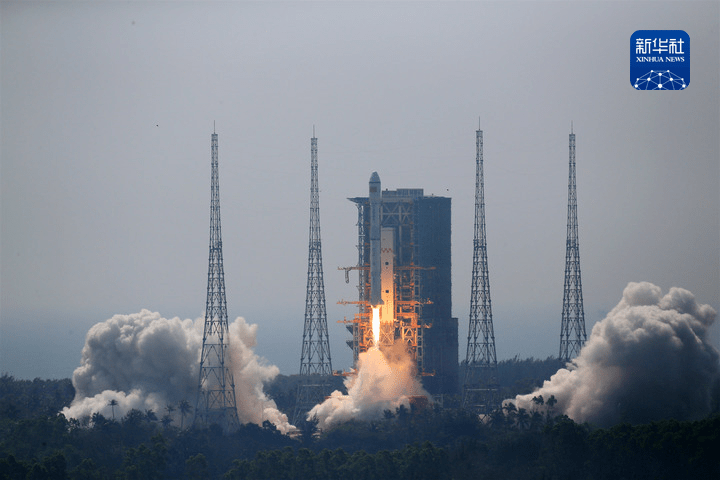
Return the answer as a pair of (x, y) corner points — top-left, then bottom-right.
(2, 357), (719, 479)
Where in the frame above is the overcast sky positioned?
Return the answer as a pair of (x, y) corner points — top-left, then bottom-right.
(2, 1), (718, 379)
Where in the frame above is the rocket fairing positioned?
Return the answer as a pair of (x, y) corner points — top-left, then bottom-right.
(369, 172), (384, 306)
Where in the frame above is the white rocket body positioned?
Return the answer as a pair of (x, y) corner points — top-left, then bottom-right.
(369, 172), (384, 306)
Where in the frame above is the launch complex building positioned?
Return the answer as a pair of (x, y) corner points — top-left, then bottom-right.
(342, 174), (459, 396)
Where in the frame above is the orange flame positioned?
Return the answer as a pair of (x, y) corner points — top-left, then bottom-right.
(372, 306), (380, 348)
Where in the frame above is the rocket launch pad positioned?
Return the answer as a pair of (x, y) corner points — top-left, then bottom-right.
(343, 172), (449, 384)
(343, 171), (458, 394)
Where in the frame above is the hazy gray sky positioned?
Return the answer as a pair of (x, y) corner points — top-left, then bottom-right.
(2, 1), (718, 379)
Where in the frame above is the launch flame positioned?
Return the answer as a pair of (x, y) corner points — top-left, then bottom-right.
(372, 306), (381, 347)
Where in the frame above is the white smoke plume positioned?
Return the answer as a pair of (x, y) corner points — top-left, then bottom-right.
(506, 282), (720, 427)
(61, 309), (294, 434)
(308, 343), (429, 430)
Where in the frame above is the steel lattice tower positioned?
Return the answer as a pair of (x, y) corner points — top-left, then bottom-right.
(194, 130), (240, 431)
(294, 131), (333, 424)
(559, 125), (587, 363)
(463, 123), (498, 414)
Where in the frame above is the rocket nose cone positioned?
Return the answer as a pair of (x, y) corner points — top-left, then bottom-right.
(370, 171), (380, 183)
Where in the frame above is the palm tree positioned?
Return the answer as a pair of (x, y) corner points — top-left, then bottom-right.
(503, 402), (518, 428)
(107, 399), (118, 421)
(530, 410), (543, 432)
(161, 415), (173, 429)
(516, 408), (531, 430)
(164, 403), (176, 427)
(489, 408), (507, 429)
(178, 400), (192, 429)
(546, 395), (558, 424)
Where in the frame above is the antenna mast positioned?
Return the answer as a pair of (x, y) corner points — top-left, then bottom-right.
(463, 121), (498, 414)
(194, 130), (240, 431)
(559, 126), (587, 363)
(294, 130), (333, 424)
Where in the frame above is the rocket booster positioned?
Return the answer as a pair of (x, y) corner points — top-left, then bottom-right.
(369, 172), (384, 306)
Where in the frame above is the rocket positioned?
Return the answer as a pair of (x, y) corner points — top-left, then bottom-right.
(369, 172), (384, 306)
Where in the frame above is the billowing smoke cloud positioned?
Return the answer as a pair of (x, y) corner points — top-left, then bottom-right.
(308, 343), (429, 430)
(61, 310), (294, 433)
(507, 282), (720, 426)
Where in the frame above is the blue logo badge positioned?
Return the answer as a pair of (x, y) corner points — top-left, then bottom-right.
(631, 30), (690, 90)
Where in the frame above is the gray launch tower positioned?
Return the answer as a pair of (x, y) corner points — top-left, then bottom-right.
(194, 130), (240, 431)
(559, 125), (587, 363)
(463, 122), (499, 414)
(345, 181), (458, 395)
(294, 131), (333, 424)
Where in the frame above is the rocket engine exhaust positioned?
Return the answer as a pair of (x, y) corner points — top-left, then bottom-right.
(372, 306), (381, 347)
(369, 172), (384, 308)
(60, 310), (295, 434)
(503, 282), (720, 427)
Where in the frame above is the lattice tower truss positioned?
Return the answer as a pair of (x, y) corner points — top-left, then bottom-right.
(559, 126), (587, 363)
(194, 131), (240, 432)
(299, 133), (333, 376)
(463, 124), (499, 414)
(294, 132), (333, 424)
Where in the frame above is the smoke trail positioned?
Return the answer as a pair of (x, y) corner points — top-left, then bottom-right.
(506, 282), (719, 426)
(61, 310), (294, 433)
(308, 343), (429, 430)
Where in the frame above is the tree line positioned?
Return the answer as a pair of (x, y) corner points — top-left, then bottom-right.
(2, 356), (719, 479)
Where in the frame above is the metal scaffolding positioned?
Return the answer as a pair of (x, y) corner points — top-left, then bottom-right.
(294, 131), (333, 424)
(559, 125), (587, 363)
(194, 130), (240, 432)
(463, 123), (499, 415)
(342, 189), (438, 378)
